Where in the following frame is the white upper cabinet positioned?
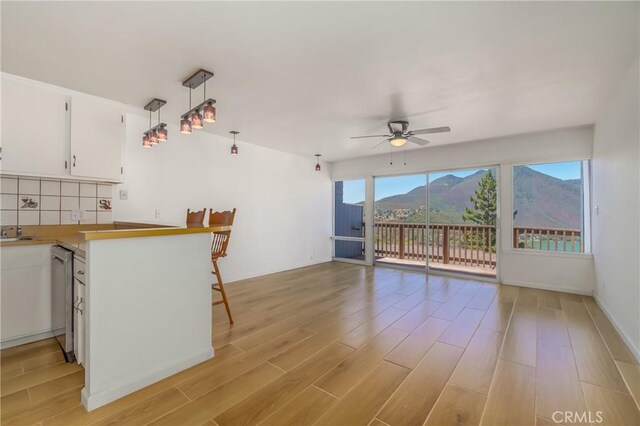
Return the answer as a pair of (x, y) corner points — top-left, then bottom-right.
(70, 97), (124, 181)
(1, 75), (70, 176)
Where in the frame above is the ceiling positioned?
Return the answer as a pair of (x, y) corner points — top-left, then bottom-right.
(2, 2), (638, 161)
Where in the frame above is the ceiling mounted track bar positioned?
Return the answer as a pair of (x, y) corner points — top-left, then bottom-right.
(143, 98), (167, 112)
(181, 98), (217, 119)
(182, 69), (214, 89)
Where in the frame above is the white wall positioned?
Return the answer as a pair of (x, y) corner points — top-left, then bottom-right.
(331, 126), (595, 294)
(592, 58), (640, 360)
(113, 113), (332, 283)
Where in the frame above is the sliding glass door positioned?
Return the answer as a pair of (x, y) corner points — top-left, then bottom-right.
(426, 167), (498, 278)
(374, 174), (427, 269)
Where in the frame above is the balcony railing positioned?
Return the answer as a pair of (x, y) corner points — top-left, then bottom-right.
(374, 223), (496, 270)
(374, 223), (583, 270)
(513, 226), (582, 253)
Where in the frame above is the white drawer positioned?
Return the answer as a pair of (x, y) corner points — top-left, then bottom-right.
(74, 257), (86, 283)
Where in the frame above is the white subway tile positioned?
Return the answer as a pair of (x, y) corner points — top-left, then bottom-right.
(80, 197), (96, 211)
(41, 180), (61, 196)
(60, 211), (78, 225)
(61, 196), (79, 210)
(97, 184), (113, 198)
(61, 181), (79, 197)
(0, 211), (17, 226)
(18, 178), (40, 195)
(40, 211), (61, 225)
(41, 195), (61, 211)
(97, 211), (113, 224)
(0, 177), (18, 194)
(18, 210), (39, 225)
(80, 183), (97, 197)
(1, 194), (18, 210)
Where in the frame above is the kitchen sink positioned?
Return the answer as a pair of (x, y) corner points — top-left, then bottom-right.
(1, 236), (34, 242)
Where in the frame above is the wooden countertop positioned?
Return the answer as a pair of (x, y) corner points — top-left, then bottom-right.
(0, 222), (231, 252)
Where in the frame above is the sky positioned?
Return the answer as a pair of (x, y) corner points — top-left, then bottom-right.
(340, 161), (582, 203)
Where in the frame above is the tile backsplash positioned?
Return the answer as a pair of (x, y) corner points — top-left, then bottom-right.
(0, 176), (113, 226)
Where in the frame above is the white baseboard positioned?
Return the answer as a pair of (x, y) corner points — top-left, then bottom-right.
(82, 347), (214, 411)
(0, 330), (54, 349)
(593, 295), (640, 363)
(501, 279), (593, 296)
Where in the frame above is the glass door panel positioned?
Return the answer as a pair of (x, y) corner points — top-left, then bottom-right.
(333, 179), (366, 261)
(427, 168), (498, 278)
(374, 174), (427, 269)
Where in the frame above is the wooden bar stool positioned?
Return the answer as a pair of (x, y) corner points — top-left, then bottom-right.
(186, 208), (206, 226)
(209, 208), (236, 324)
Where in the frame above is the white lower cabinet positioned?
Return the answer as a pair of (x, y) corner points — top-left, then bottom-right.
(0, 245), (53, 346)
(73, 255), (86, 365)
(73, 278), (85, 365)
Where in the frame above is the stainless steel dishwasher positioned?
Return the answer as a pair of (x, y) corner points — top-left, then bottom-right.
(51, 245), (75, 362)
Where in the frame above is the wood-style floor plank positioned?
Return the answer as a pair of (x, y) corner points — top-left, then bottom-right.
(425, 384), (487, 426)
(448, 327), (503, 395)
(0, 262), (637, 426)
(481, 359), (536, 426)
(581, 382), (640, 426)
(385, 316), (450, 368)
(535, 342), (586, 421)
(313, 361), (409, 426)
(377, 342), (463, 426)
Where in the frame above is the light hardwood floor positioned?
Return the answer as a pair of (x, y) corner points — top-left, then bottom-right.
(1, 262), (639, 425)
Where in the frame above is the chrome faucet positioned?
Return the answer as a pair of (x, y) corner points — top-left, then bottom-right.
(1, 226), (22, 238)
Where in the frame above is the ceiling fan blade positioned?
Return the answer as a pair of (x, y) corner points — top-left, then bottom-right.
(410, 126), (451, 135)
(408, 136), (430, 146)
(350, 134), (391, 139)
(371, 139), (390, 149)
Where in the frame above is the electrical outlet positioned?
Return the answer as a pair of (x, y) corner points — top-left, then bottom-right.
(155, 210), (161, 219)
(119, 189), (128, 200)
(71, 209), (83, 220)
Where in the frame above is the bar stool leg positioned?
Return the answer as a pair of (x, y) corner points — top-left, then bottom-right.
(212, 260), (233, 324)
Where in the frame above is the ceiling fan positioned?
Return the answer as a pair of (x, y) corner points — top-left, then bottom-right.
(351, 120), (450, 148)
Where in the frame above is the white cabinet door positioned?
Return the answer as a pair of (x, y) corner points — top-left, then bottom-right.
(73, 277), (85, 365)
(1, 76), (69, 176)
(70, 96), (124, 181)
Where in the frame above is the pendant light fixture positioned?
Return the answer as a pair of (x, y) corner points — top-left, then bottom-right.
(315, 154), (322, 171)
(180, 69), (216, 135)
(230, 130), (239, 155)
(142, 98), (167, 148)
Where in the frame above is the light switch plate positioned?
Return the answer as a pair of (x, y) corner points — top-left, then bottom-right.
(119, 190), (128, 200)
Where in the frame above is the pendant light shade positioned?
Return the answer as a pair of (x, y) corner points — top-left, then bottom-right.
(191, 110), (203, 129)
(230, 130), (239, 155)
(180, 118), (192, 134)
(180, 69), (216, 136)
(157, 124), (168, 142)
(315, 154), (321, 171)
(149, 130), (159, 145)
(203, 102), (216, 123)
(142, 98), (168, 148)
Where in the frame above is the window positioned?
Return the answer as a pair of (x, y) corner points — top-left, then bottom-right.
(333, 179), (366, 261)
(513, 160), (590, 253)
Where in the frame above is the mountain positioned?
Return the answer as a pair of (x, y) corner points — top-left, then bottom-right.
(375, 167), (581, 228)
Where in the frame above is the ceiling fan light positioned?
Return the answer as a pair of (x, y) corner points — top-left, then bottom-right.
(203, 102), (216, 123)
(191, 110), (203, 129)
(157, 125), (168, 142)
(390, 136), (407, 147)
(180, 118), (192, 134)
